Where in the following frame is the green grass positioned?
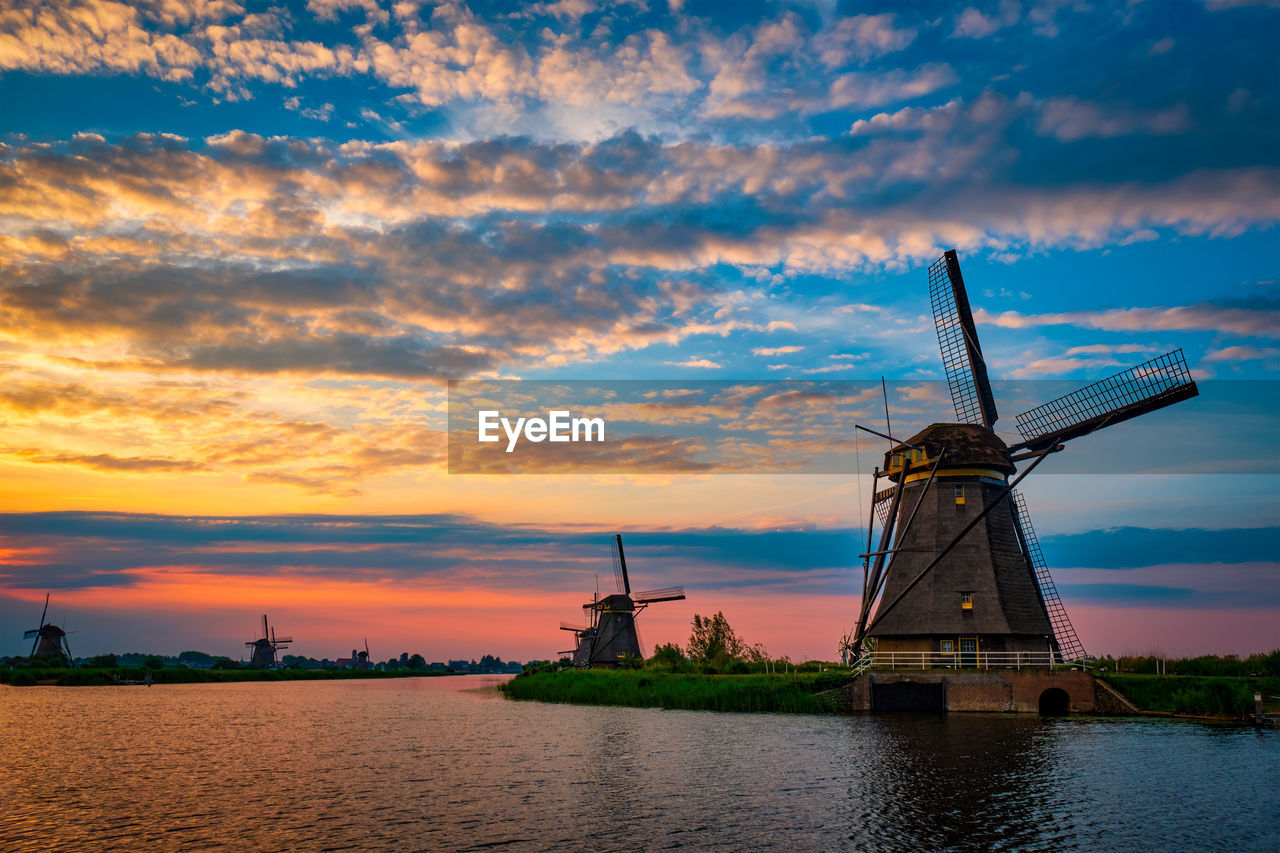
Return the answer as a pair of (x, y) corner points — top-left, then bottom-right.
(499, 668), (852, 714)
(1, 666), (449, 686)
(1101, 674), (1279, 718)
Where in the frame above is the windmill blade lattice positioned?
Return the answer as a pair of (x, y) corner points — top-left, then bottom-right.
(632, 587), (686, 604)
(930, 251), (999, 428)
(1011, 490), (1086, 661)
(1013, 349), (1197, 450)
(872, 484), (897, 525)
(610, 535), (630, 594)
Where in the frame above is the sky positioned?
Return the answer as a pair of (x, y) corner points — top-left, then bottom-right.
(0, 0), (1277, 663)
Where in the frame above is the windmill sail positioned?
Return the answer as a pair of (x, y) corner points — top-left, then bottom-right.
(930, 250), (998, 428)
(1012, 349), (1198, 451)
(872, 484), (897, 525)
(610, 534), (631, 595)
(1011, 490), (1086, 661)
(632, 586), (686, 604)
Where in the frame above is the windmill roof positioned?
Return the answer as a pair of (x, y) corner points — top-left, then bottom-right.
(889, 423), (1014, 474)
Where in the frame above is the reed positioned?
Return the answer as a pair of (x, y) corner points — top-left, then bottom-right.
(1102, 674), (1278, 718)
(500, 668), (852, 714)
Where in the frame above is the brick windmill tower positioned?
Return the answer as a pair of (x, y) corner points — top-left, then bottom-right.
(852, 251), (1199, 665)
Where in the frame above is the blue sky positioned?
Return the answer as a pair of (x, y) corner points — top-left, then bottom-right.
(0, 0), (1276, 660)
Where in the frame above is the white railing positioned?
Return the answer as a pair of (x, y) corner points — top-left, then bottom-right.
(850, 650), (1084, 674)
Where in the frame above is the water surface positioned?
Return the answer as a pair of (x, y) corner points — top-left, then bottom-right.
(1, 677), (1274, 851)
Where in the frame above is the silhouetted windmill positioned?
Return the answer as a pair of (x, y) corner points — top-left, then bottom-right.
(23, 593), (73, 662)
(560, 535), (685, 668)
(853, 250), (1198, 664)
(245, 614), (292, 668)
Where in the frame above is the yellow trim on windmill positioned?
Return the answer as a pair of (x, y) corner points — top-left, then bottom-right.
(902, 467), (1006, 485)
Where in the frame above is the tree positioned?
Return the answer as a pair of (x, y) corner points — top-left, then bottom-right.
(407, 653), (427, 671)
(649, 642), (685, 668)
(88, 653), (117, 669)
(687, 612), (746, 664)
(142, 654), (165, 670)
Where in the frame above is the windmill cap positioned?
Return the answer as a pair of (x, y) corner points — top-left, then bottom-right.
(887, 422), (1015, 474)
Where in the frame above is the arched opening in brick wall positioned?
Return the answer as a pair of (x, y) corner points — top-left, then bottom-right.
(1039, 687), (1070, 715)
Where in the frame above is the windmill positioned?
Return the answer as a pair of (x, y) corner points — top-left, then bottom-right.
(23, 593), (73, 662)
(245, 614), (292, 668)
(560, 535), (686, 668)
(852, 250), (1198, 665)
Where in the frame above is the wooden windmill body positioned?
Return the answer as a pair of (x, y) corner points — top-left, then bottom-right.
(853, 251), (1199, 664)
(245, 614), (292, 668)
(559, 535), (685, 668)
(23, 593), (73, 662)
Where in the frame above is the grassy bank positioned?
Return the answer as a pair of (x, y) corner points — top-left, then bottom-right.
(499, 668), (852, 714)
(1101, 673), (1279, 718)
(502, 667), (1279, 721)
(1, 666), (452, 687)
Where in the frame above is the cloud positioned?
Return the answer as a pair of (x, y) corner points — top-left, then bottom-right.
(1043, 525), (1279, 569)
(751, 345), (803, 356)
(1008, 354), (1124, 378)
(9, 449), (212, 473)
(0, 511), (859, 592)
(1203, 345), (1280, 362)
(953, 1), (1021, 38)
(1063, 344), (1158, 356)
(307, 0), (389, 25)
(813, 14), (917, 67)
(1201, 0), (1280, 10)
(0, 0), (205, 82)
(284, 95), (334, 121)
(1037, 98), (1191, 141)
(978, 302), (1280, 337)
(664, 358), (722, 368)
(827, 64), (958, 112)
(1, 128), (1276, 400)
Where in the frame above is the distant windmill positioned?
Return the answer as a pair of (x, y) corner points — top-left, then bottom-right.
(853, 250), (1199, 664)
(560, 535), (686, 668)
(245, 614), (292, 668)
(356, 639), (371, 670)
(23, 593), (73, 662)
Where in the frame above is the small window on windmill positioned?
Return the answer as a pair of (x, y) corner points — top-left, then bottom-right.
(954, 485), (965, 506)
(961, 592), (973, 611)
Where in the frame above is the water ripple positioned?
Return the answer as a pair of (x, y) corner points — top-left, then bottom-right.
(0, 678), (1275, 852)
